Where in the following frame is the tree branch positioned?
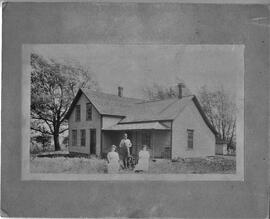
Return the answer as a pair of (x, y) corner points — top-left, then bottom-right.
(31, 114), (54, 134)
(59, 105), (70, 122)
(30, 127), (52, 135)
(32, 110), (54, 122)
(31, 115), (53, 123)
(59, 128), (69, 134)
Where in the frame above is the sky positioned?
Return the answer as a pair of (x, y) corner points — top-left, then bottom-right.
(29, 44), (244, 99)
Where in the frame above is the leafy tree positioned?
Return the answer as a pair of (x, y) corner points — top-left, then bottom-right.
(198, 86), (236, 149)
(34, 134), (51, 151)
(31, 53), (98, 151)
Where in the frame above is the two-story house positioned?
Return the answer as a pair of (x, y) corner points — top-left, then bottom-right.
(65, 84), (217, 159)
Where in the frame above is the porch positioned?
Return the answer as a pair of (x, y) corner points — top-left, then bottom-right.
(101, 122), (172, 159)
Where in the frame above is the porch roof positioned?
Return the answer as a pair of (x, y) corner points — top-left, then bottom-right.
(102, 122), (171, 131)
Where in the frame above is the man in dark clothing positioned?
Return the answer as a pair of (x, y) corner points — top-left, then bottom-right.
(118, 133), (132, 169)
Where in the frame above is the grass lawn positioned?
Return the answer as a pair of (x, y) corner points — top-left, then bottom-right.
(30, 155), (236, 174)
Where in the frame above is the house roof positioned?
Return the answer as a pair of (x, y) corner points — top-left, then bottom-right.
(65, 88), (217, 135)
(102, 121), (171, 131)
(119, 96), (193, 123)
(81, 88), (143, 116)
(65, 88), (142, 119)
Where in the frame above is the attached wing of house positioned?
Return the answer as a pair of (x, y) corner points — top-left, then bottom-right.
(65, 88), (217, 159)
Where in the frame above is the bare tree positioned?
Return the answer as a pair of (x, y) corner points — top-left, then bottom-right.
(31, 53), (98, 151)
(143, 82), (191, 100)
(143, 83), (236, 149)
(198, 86), (236, 149)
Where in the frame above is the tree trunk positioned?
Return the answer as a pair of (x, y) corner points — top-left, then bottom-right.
(53, 133), (61, 151)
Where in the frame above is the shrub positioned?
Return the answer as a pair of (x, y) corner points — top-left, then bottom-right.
(32, 134), (51, 151)
(62, 136), (69, 147)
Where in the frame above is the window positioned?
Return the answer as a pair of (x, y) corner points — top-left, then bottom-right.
(80, 129), (86, 147)
(142, 132), (151, 148)
(72, 130), (77, 146)
(86, 103), (92, 120)
(187, 129), (194, 149)
(75, 105), (81, 121)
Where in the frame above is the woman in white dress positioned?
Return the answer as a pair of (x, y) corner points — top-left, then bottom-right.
(134, 145), (150, 172)
(107, 145), (120, 174)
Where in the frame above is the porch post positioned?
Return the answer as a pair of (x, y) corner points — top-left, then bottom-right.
(152, 130), (154, 159)
(100, 131), (102, 156)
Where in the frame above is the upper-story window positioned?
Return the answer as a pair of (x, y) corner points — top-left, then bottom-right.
(86, 103), (92, 121)
(75, 105), (80, 121)
(187, 129), (194, 150)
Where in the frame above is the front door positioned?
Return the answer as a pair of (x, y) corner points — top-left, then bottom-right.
(90, 129), (96, 154)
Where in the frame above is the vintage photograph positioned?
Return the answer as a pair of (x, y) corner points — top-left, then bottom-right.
(3, 1), (268, 217)
(25, 44), (244, 178)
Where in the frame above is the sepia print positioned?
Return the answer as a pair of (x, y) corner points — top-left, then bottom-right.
(22, 44), (244, 180)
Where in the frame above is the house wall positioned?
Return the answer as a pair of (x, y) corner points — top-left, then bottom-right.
(172, 101), (215, 158)
(160, 121), (172, 129)
(68, 94), (101, 155)
(102, 117), (134, 155)
(102, 116), (122, 129)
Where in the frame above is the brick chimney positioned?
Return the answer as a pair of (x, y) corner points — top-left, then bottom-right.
(118, 86), (123, 97)
(177, 83), (184, 99)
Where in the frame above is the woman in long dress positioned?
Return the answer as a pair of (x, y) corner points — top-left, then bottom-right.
(107, 145), (120, 174)
(134, 145), (150, 172)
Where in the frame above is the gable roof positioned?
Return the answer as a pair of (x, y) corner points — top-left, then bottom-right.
(81, 88), (142, 116)
(192, 96), (218, 135)
(65, 88), (142, 119)
(65, 88), (217, 135)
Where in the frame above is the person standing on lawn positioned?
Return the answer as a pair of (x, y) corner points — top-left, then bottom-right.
(134, 145), (150, 172)
(107, 145), (120, 174)
(119, 133), (132, 169)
